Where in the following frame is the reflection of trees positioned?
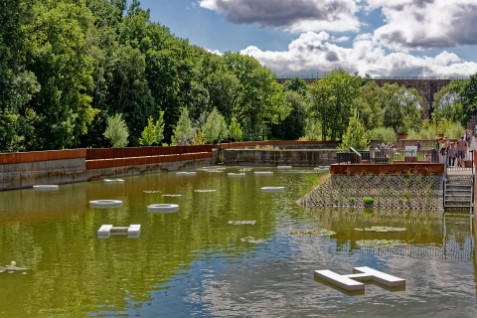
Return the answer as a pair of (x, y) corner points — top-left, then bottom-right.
(302, 207), (473, 262)
(0, 170), (315, 316)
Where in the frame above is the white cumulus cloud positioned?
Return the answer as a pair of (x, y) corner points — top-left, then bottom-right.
(240, 32), (477, 77)
(199, 0), (361, 33)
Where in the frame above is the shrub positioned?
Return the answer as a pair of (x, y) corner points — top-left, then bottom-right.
(363, 196), (374, 205)
(369, 127), (396, 144)
(104, 114), (129, 147)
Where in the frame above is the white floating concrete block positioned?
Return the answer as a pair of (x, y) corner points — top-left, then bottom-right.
(147, 203), (179, 213)
(176, 172), (197, 176)
(97, 224), (141, 239)
(352, 266), (405, 287)
(228, 220), (257, 225)
(97, 224), (113, 239)
(103, 179), (124, 184)
(314, 267), (405, 292)
(314, 269), (365, 291)
(89, 200), (123, 208)
(33, 184), (59, 191)
(277, 165), (292, 169)
(194, 189), (217, 193)
(254, 171), (274, 176)
(261, 186), (285, 192)
(227, 173), (246, 177)
(127, 224), (141, 238)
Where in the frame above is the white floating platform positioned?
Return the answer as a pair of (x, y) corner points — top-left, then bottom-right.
(314, 269), (365, 291)
(98, 224), (141, 239)
(176, 172), (197, 176)
(254, 171), (274, 176)
(103, 178), (125, 184)
(89, 200), (123, 208)
(261, 186), (285, 192)
(352, 266), (406, 287)
(228, 172), (246, 177)
(194, 189), (217, 193)
(147, 203), (179, 213)
(314, 266), (405, 291)
(228, 220), (257, 225)
(33, 184), (59, 191)
(277, 165), (292, 169)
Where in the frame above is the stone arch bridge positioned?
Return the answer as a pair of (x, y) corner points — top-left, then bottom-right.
(276, 78), (451, 118)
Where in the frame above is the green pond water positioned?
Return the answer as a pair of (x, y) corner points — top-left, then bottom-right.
(0, 167), (476, 317)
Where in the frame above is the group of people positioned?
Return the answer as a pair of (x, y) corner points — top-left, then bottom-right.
(438, 130), (473, 167)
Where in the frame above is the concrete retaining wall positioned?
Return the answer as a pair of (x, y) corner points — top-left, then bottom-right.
(222, 149), (338, 166)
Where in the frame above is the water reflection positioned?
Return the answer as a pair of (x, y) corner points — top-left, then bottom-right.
(0, 168), (475, 317)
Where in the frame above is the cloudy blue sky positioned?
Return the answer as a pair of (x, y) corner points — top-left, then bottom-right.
(139, 0), (477, 78)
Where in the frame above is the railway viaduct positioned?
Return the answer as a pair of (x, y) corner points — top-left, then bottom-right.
(276, 78), (452, 118)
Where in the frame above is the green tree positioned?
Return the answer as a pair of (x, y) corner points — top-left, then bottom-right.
(25, 0), (99, 149)
(104, 113), (129, 147)
(155, 110), (165, 145)
(380, 84), (422, 132)
(202, 108), (228, 143)
(340, 109), (369, 150)
(271, 91), (307, 140)
(431, 80), (466, 125)
(107, 45), (155, 144)
(223, 52), (290, 140)
(139, 116), (157, 146)
(354, 81), (384, 130)
(171, 107), (193, 145)
(460, 73), (477, 126)
(310, 69), (361, 141)
(283, 78), (308, 96)
(228, 117), (243, 141)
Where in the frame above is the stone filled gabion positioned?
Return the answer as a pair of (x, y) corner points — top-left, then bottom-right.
(298, 174), (444, 211)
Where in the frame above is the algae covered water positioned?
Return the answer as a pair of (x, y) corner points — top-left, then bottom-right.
(0, 167), (475, 317)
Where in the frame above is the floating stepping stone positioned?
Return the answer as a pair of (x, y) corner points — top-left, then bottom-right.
(194, 189), (216, 193)
(89, 200), (123, 208)
(261, 186), (285, 192)
(97, 224), (141, 239)
(147, 203), (179, 213)
(228, 220), (256, 225)
(277, 165), (292, 169)
(162, 194), (182, 197)
(103, 179), (124, 184)
(143, 190), (161, 194)
(228, 172), (246, 177)
(314, 266), (405, 292)
(33, 184), (59, 191)
(176, 172), (196, 176)
(254, 171), (274, 176)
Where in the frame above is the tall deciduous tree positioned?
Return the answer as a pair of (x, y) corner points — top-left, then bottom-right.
(25, 0), (98, 149)
(461, 74), (477, 126)
(202, 108), (228, 143)
(104, 113), (129, 147)
(171, 107), (193, 145)
(310, 69), (361, 141)
(340, 109), (369, 151)
(223, 52), (290, 140)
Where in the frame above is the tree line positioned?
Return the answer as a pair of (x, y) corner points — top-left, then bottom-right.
(1, 0), (476, 152)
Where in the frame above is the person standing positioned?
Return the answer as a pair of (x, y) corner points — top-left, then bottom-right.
(457, 136), (467, 167)
(448, 142), (456, 167)
(466, 129), (472, 147)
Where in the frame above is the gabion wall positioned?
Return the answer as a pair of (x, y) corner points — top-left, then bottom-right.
(298, 174), (444, 211)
